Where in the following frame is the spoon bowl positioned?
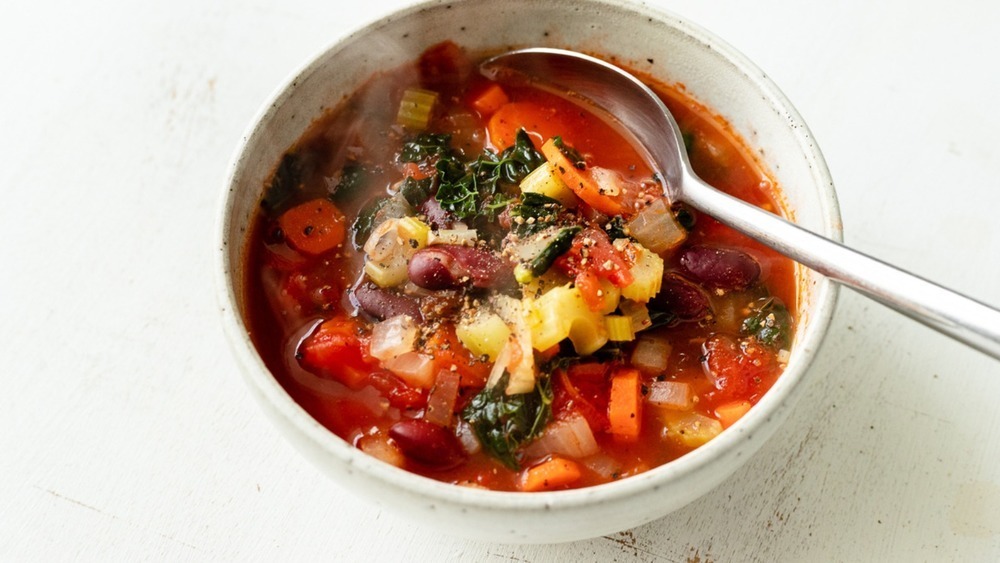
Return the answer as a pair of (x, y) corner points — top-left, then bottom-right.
(484, 48), (1000, 361)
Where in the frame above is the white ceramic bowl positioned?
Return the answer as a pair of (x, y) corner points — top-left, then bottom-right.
(217, 0), (841, 543)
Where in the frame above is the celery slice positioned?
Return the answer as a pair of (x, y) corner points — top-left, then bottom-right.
(396, 88), (438, 130)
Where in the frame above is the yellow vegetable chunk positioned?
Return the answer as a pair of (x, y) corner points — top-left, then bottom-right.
(519, 162), (579, 207)
(456, 311), (511, 362)
(619, 242), (664, 302)
(396, 88), (438, 130)
(660, 411), (723, 449)
(526, 284), (608, 355)
(604, 315), (635, 342)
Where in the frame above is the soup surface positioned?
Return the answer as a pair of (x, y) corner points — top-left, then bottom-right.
(244, 42), (796, 491)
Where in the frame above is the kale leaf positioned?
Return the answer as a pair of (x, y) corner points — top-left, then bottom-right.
(399, 133), (452, 162)
(262, 150), (316, 212)
(330, 164), (368, 204)
(398, 176), (432, 207)
(429, 128), (544, 221)
(508, 192), (564, 236)
(460, 373), (552, 470)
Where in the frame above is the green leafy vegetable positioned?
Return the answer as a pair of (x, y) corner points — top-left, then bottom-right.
(509, 192), (564, 236)
(551, 136), (585, 169)
(351, 197), (389, 248)
(525, 226), (581, 278)
(604, 215), (632, 241)
(399, 133), (452, 162)
(741, 297), (792, 348)
(399, 176), (432, 207)
(460, 373), (552, 470)
(435, 174), (478, 218)
(476, 129), (546, 187)
(430, 128), (544, 221)
(330, 164), (368, 204)
(262, 150), (316, 212)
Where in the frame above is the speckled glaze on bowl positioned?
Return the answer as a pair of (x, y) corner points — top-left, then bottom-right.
(216, 0), (841, 543)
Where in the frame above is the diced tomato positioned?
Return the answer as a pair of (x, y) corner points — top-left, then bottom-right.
(367, 370), (427, 410)
(553, 366), (610, 432)
(555, 228), (633, 288)
(298, 317), (373, 389)
(424, 324), (491, 388)
(418, 40), (469, 91)
(310, 398), (379, 439)
(702, 334), (777, 403)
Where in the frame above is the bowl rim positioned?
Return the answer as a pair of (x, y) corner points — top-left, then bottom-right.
(215, 0), (842, 514)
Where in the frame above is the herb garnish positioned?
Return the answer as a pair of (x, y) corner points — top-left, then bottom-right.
(741, 296), (792, 348)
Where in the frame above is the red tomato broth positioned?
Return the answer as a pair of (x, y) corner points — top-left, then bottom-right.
(242, 42), (797, 492)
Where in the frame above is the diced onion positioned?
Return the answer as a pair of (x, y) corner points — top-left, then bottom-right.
(582, 454), (621, 479)
(385, 352), (435, 389)
(524, 412), (599, 460)
(777, 349), (791, 364)
(626, 198), (686, 255)
(631, 336), (672, 374)
(455, 420), (482, 455)
(589, 167), (622, 196)
(369, 314), (418, 361)
(492, 296), (536, 394)
(357, 433), (405, 467)
(646, 380), (692, 410)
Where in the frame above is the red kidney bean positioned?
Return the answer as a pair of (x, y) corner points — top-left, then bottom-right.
(419, 197), (455, 230)
(408, 245), (511, 290)
(389, 419), (465, 469)
(654, 273), (712, 321)
(353, 281), (422, 321)
(679, 245), (760, 291)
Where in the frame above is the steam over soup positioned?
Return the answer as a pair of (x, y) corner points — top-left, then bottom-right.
(243, 42), (796, 491)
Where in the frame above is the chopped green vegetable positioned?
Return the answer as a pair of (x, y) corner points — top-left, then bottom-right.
(523, 226), (581, 279)
(509, 192), (564, 236)
(477, 129), (545, 186)
(399, 176), (432, 207)
(262, 150), (316, 212)
(460, 373), (552, 470)
(430, 129), (544, 221)
(741, 297), (792, 348)
(351, 197), (389, 248)
(551, 136), (585, 169)
(604, 215), (631, 241)
(330, 164), (368, 204)
(399, 133), (452, 162)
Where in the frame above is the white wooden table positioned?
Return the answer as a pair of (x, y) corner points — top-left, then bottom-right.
(4, 0), (999, 560)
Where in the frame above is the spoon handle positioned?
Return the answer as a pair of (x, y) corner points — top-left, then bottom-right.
(683, 175), (1000, 360)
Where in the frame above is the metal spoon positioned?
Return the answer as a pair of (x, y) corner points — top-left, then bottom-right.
(482, 47), (1000, 360)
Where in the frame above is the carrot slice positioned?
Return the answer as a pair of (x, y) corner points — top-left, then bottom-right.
(608, 368), (642, 442)
(278, 198), (347, 256)
(541, 138), (624, 216)
(469, 82), (509, 117)
(519, 456), (582, 492)
(487, 101), (573, 150)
